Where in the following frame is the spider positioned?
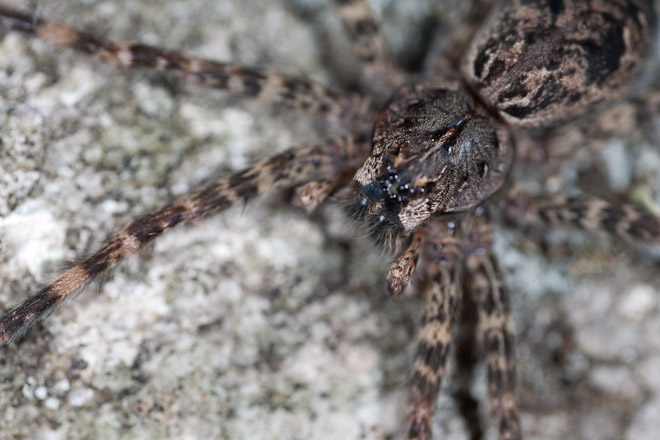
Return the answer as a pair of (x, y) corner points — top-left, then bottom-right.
(2, 0), (660, 439)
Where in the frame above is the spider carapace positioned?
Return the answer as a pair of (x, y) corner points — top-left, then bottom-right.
(1, 1), (660, 439)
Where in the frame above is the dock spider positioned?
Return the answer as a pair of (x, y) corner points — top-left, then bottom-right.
(2, 0), (660, 439)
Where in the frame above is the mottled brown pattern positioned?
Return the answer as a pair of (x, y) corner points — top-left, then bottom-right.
(386, 230), (425, 296)
(353, 82), (513, 232)
(1, 1), (660, 439)
(293, 177), (344, 214)
(463, 0), (657, 127)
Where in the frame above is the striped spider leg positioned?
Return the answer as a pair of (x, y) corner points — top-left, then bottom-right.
(464, 212), (520, 440)
(0, 6), (345, 116)
(401, 210), (522, 440)
(504, 191), (660, 246)
(404, 219), (464, 440)
(0, 0), (394, 339)
(0, 138), (369, 344)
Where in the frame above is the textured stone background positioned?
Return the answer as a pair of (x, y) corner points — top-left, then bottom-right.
(1, 1), (660, 439)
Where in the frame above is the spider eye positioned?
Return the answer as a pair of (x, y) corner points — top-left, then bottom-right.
(356, 181), (384, 203)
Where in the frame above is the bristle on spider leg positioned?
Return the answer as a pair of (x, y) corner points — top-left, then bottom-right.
(0, 143), (349, 345)
(406, 221), (463, 440)
(466, 248), (521, 440)
(0, 5), (346, 115)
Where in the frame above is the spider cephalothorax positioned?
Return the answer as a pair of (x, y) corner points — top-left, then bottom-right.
(353, 82), (513, 233)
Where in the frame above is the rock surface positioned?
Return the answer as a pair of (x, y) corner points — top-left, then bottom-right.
(1, 1), (660, 439)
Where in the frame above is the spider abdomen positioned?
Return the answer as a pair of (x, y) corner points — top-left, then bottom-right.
(462, 0), (657, 128)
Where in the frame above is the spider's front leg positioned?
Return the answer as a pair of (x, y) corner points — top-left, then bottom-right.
(0, 136), (367, 345)
(0, 6), (346, 116)
(406, 220), (463, 440)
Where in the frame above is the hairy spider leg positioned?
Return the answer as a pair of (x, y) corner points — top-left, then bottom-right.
(0, 6), (346, 116)
(0, 137), (367, 345)
(334, 0), (402, 97)
(406, 221), (463, 440)
(516, 86), (660, 167)
(424, 0), (498, 74)
(465, 219), (521, 440)
(452, 279), (484, 440)
(506, 193), (660, 245)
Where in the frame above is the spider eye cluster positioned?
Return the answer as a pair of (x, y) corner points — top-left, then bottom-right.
(379, 162), (430, 204)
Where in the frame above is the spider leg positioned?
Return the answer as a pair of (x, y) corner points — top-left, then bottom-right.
(465, 219), (521, 440)
(334, 0), (402, 96)
(453, 278), (484, 440)
(516, 87), (660, 168)
(505, 191), (660, 244)
(406, 220), (463, 440)
(386, 230), (425, 296)
(293, 175), (346, 214)
(0, 137), (366, 345)
(425, 0), (497, 74)
(0, 6), (345, 115)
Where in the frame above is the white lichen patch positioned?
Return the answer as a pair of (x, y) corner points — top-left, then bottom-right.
(0, 200), (68, 277)
(618, 284), (658, 321)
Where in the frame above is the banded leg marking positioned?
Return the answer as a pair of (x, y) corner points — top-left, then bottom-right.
(386, 230), (425, 297)
(506, 192), (660, 244)
(0, 6), (344, 114)
(0, 138), (364, 346)
(293, 176), (345, 214)
(334, 0), (401, 95)
(406, 223), (463, 440)
(466, 247), (521, 440)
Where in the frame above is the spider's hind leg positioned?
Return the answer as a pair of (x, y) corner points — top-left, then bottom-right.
(465, 216), (521, 440)
(453, 277), (485, 440)
(334, 0), (402, 97)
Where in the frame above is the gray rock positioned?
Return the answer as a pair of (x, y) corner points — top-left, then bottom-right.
(1, 1), (660, 439)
